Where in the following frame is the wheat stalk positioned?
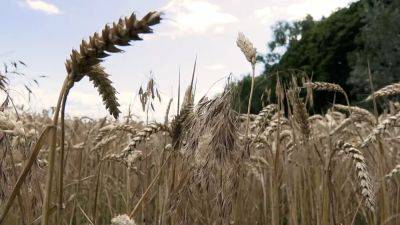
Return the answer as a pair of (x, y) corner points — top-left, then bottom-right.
(42, 11), (162, 225)
(237, 32), (257, 157)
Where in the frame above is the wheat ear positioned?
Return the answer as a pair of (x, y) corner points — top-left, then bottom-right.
(330, 115), (363, 136)
(66, 12), (162, 118)
(385, 165), (400, 179)
(336, 141), (375, 211)
(361, 111), (400, 148)
(110, 214), (137, 225)
(109, 122), (167, 160)
(333, 104), (375, 124)
(236, 32), (257, 65)
(253, 104), (278, 130)
(91, 135), (118, 152)
(292, 95), (310, 139)
(304, 81), (349, 106)
(305, 81), (347, 96)
(366, 82), (400, 102)
(95, 124), (136, 142)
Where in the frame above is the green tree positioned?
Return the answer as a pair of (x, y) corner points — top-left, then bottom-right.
(348, 0), (400, 99)
(236, 1), (367, 113)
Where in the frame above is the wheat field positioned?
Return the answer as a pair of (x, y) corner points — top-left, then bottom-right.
(1, 10), (400, 225)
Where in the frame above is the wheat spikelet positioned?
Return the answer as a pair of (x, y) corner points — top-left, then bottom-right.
(110, 214), (137, 225)
(65, 12), (162, 118)
(291, 95), (310, 139)
(264, 117), (288, 137)
(123, 122), (166, 152)
(0, 112), (16, 131)
(0, 117), (25, 136)
(366, 82), (400, 101)
(107, 150), (143, 169)
(385, 164), (400, 179)
(330, 115), (363, 136)
(207, 90), (238, 161)
(279, 129), (292, 142)
(164, 98), (173, 125)
(252, 104), (278, 130)
(91, 134), (117, 152)
(333, 104), (375, 124)
(336, 141), (375, 211)
(308, 114), (325, 123)
(304, 81), (347, 97)
(95, 124), (136, 142)
(0, 73), (7, 91)
(361, 111), (400, 148)
(185, 88), (238, 161)
(239, 114), (257, 122)
(170, 84), (195, 149)
(236, 32), (257, 65)
(104, 123), (165, 164)
(87, 65), (120, 118)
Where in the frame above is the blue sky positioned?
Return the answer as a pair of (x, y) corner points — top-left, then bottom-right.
(0, 0), (356, 120)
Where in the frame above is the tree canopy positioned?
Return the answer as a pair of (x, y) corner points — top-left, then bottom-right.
(235, 0), (400, 113)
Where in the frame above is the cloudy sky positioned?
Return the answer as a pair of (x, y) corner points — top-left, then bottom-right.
(0, 0), (356, 120)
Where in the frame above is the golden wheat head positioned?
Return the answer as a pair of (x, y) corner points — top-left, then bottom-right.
(236, 32), (257, 65)
(65, 11), (162, 118)
(366, 82), (400, 101)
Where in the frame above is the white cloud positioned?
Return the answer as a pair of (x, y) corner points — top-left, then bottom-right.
(254, 0), (356, 24)
(204, 64), (226, 71)
(17, 85), (174, 121)
(23, 0), (61, 15)
(162, 0), (237, 37)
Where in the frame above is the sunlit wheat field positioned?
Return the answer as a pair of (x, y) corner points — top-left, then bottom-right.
(1, 1), (400, 225)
